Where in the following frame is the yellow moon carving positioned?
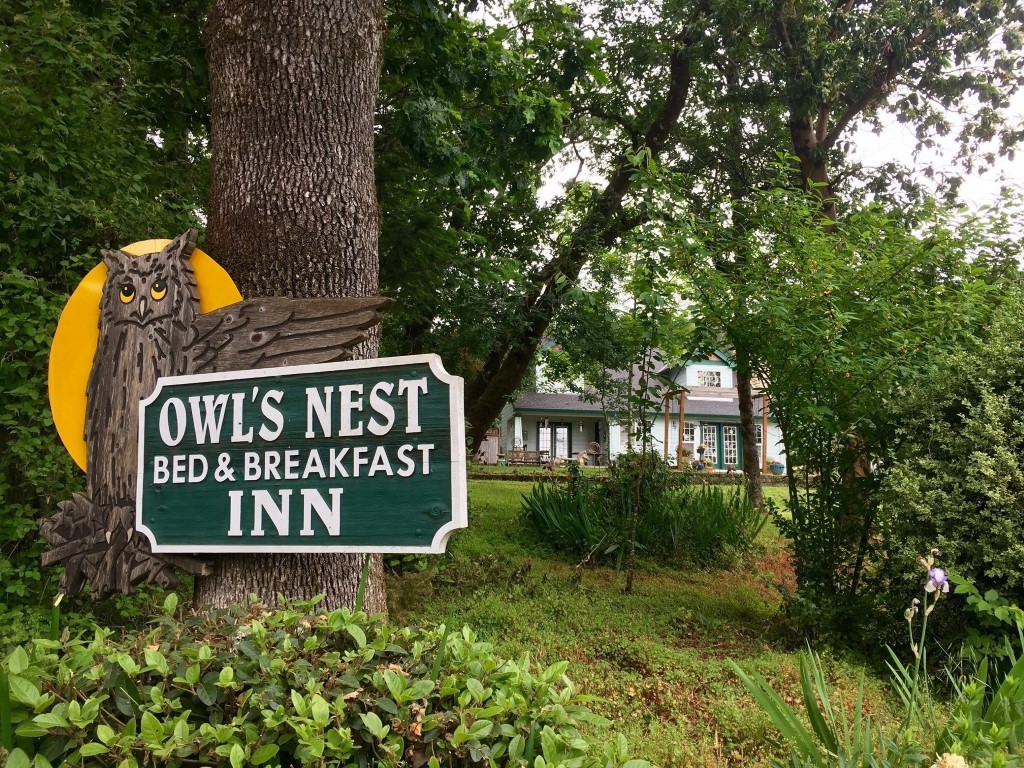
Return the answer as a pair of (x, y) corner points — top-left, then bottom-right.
(48, 239), (243, 471)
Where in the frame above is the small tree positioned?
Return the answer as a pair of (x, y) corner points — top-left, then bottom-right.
(678, 186), (1003, 628)
(546, 238), (690, 592)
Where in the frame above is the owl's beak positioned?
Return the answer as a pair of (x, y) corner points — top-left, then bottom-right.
(136, 297), (149, 320)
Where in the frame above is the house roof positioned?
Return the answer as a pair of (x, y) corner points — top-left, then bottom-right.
(512, 392), (605, 413)
(512, 389), (769, 420)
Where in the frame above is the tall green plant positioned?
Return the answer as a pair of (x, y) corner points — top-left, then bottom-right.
(733, 555), (1024, 768)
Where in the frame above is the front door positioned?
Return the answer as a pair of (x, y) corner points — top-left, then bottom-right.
(700, 423), (743, 469)
(538, 423), (571, 459)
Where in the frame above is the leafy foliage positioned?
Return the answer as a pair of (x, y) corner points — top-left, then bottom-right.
(0, 597), (650, 768)
(872, 286), (1024, 641)
(678, 184), (1008, 639)
(733, 565), (1024, 768)
(522, 462), (767, 567)
(0, 0), (207, 621)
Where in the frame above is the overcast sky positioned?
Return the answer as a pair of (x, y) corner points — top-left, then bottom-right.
(849, 91), (1024, 213)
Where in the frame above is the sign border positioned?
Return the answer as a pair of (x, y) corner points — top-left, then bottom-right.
(135, 353), (467, 554)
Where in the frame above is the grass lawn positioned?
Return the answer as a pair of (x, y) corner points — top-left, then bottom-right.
(388, 479), (898, 768)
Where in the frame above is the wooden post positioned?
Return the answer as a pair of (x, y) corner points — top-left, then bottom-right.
(678, 391), (685, 468)
(663, 396), (670, 461)
(761, 394), (769, 473)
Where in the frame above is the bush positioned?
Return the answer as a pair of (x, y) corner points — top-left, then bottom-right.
(677, 486), (769, 565)
(521, 455), (682, 567)
(0, 597), (650, 768)
(870, 289), (1024, 646)
(521, 458), (766, 567)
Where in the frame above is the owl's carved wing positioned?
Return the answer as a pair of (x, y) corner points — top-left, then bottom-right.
(187, 297), (394, 374)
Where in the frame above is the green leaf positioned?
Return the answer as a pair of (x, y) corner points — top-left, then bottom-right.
(140, 710), (162, 746)
(251, 744), (279, 765)
(97, 723), (116, 744)
(290, 690), (307, 717)
(79, 743), (109, 757)
(196, 682), (218, 707)
(383, 669), (405, 699)
(345, 624), (366, 648)
(360, 711), (386, 738)
(508, 734), (524, 762)
(163, 593), (178, 614)
(6, 748), (31, 768)
(229, 742), (245, 768)
(310, 694), (330, 726)
(465, 678), (485, 701)
(7, 675), (40, 707)
(6, 647), (29, 674)
(376, 697), (398, 715)
(32, 712), (69, 729)
(470, 719), (493, 738)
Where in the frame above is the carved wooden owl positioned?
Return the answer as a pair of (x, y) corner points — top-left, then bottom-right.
(42, 230), (391, 597)
(87, 232), (200, 507)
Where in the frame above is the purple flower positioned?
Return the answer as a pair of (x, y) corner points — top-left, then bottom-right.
(925, 567), (949, 594)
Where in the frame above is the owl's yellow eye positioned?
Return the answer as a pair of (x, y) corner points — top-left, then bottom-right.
(119, 284), (136, 304)
(150, 281), (167, 301)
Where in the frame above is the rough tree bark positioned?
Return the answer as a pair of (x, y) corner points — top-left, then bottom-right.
(735, 350), (763, 508)
(196, 0), (387, 612)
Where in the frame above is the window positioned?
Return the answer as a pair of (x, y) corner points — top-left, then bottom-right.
(701, 425), (718, 463)
(755, 424), (764, 464)
(684, 421), (696, 446)
(538, 426), (551, 454)
(723, 426), (738, 466)
(697, 369), (722, 387)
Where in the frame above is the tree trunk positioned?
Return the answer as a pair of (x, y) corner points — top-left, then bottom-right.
(789, 117), (838, 221)
(195, 0), (387, 613)
(735, 349), (763, 507)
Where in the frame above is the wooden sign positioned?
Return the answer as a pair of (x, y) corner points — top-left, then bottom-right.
(135, 355), (467, 553)
(41, 230), (465, 599)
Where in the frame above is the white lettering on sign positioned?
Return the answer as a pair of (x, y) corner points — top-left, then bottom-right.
(137, 355), (469, 554)
(337, 384), (364, 437)
(259, 390), (284, 441)
(230, 392), (254, 443)
(398, 378), (427, 433)
(227, 488), (343, 538)
(305, 386), (332, 439)
(159, 397), (187, 446)
(189, 394), (229, 444)
(251, 489), (292, 537)
(367, 381), (395, 436)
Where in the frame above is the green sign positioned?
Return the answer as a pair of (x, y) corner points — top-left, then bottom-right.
(136, 354), (467, 553)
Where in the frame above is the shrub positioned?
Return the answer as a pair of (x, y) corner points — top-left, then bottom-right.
(521, 458), (766, 568)
(677, 486), (769, 565)
(521, 455), (682, 567)
(733, 557), (1024, 768)
(0, 596), (650, 768)
(869, 289), (1024, 646)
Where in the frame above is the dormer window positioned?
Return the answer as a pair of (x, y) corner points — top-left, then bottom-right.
(697, 370), (722, 387)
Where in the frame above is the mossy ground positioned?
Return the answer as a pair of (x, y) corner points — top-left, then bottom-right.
(388, 479), (900, 768)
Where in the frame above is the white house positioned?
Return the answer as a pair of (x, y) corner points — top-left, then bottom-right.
(497, 351), (785, 471)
